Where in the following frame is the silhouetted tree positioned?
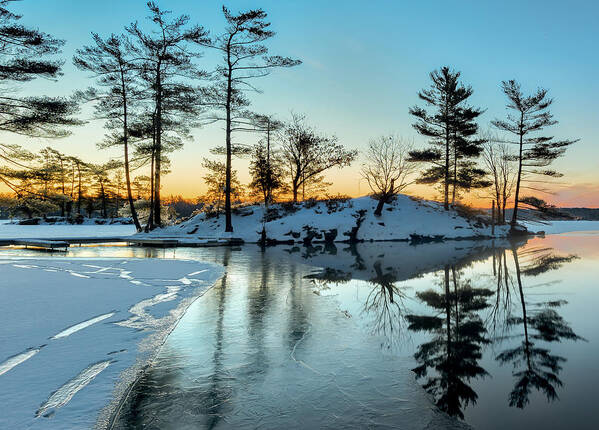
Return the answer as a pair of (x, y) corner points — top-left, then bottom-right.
(202, 7), (300, 232)
(361, 135), (416, 216)
(0, 0), (79, 190)
(201, 158), (242, 217)
(68, 155), (88, 215)
(74, 33), (143, 230)
(491, 81), (577, 228)
(281, 114), (357, 202)
(409, 67), (481, 210)
(126, 1), (209, 228)
(249, 141), (284, 206)
(481, 134), (516, 224)
(88, 160), (121, 218)
(39, 147), (70, 216)
(450, 106), (487, 203)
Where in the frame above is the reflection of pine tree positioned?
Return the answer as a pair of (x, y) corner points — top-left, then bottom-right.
(407, 266), (493, 418)
(496, 246), (584, 409)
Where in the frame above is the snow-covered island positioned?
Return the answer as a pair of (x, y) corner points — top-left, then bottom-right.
(137, 195), (515, 244)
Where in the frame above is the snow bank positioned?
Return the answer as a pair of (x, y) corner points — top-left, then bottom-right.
(0, 223), (136, 239)
(522, 220), (599, 235)
(0, 258), (222, 429)
(141, 195), (511, 243)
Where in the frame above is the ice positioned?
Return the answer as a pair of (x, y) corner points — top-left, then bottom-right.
(0, 347), (44, 376)
(51, 313), (116, 340)
(0, 223), (136, 239)
(522, 220), (599, 234)
(0, 258), (223, 429)
(36, 361), (112, 418)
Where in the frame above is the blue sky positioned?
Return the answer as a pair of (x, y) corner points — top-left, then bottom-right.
(8, 0), (599, 205)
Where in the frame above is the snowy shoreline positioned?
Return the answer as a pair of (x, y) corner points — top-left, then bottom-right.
(138, 195), (513, 244)
(0, 257), (223, 429)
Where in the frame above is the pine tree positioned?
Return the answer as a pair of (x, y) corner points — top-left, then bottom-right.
(74, 33), (143, 230)
(203, 7), (300, 232)
(409, 67), (482, 209)
(491, 80), (577, 228)
(450, 105), (487, 202)
(249, 141), (284, 206)
(0, 0), (79, 190)
(126, 1), (209, 228)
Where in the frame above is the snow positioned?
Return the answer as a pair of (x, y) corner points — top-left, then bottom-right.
(140, 195), (511, 243)
(522, 220), (599, 235)
(0, 223), (136, 240)
(0, 258), (223, 429)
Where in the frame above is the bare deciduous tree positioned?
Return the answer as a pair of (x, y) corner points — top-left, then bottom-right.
(481, 133), (516, 224)
(361, 135), (416, 216)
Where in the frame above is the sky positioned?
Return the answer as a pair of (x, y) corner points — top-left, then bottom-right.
(4, 0), (598, 207)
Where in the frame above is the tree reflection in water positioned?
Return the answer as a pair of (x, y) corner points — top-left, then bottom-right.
(363, 260), (407, 348)
(406, 265), (493, 418)
(297, 240), (585, 420)
(117, 239), (588, 428)
(195, 247), (233, 430)
(494, 244), (584, 409)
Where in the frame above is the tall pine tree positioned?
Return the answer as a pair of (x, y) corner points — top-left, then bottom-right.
(203, 7), (300, 232)
(74, 33), (143, 231)
(491, 80), (577, 228)
(126, 1), (209, 228)
(409, 67), (484, 209)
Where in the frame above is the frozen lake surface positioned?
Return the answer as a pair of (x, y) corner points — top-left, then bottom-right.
(1, 221), (598, 429)
(113, 235), (598, 430)
(0, 222), (137, 239)
(0, 257), (222, 429)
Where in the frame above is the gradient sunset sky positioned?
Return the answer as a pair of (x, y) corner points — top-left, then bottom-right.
(6, 0), (599, 207)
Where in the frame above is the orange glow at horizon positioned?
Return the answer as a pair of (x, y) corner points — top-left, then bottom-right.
(160, 167), (599, 209)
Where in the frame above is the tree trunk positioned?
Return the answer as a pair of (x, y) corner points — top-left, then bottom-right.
(511, 118), (524, 228)
(444, 127), (450, 210)
(60, 159), (65, 217)
(451, 133), (457, 205)
(153, 72), (162, 228)
(224, 61), (233, 232)
(146, 145), (155, 232)
(77, 165), (82, 215)
(374, 197), (385, 217)
(100, 182), (107, 218)
(266, 122), (272, 204)
(121, 71), (141, 231)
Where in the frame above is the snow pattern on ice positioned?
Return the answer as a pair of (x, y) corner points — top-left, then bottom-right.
(0, 258), (222, 429)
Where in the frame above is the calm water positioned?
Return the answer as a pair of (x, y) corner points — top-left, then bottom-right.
(4, 233), (598, 429)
